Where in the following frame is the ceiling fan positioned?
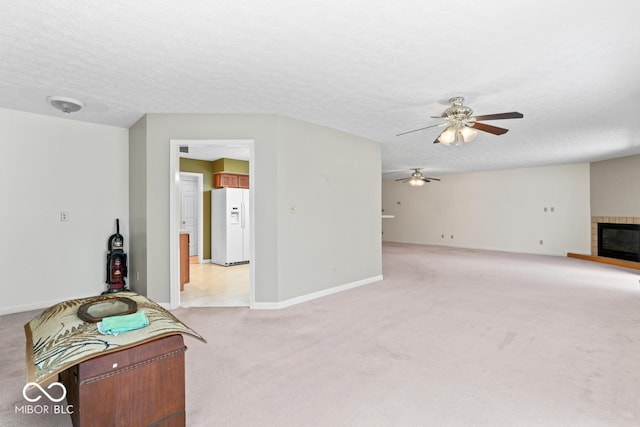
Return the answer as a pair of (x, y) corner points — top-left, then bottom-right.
(395, 169), (440, 187)
(397, 97), (523, 145)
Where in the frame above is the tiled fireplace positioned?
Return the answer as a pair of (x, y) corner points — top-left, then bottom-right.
(591, 216), (640, 259)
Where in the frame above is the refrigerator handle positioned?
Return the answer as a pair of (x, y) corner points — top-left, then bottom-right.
(241, 200), (245, 229)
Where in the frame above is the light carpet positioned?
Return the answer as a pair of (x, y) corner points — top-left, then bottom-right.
(2, 243), (640, 426)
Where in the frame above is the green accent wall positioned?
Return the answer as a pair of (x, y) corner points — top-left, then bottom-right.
(179, 158), (214, 259)
(212, 158), (249, 173)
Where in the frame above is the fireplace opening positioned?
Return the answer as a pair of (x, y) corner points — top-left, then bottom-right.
(597, 222), (640, 262)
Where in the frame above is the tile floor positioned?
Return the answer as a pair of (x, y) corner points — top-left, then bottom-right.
(180, 257), (250, 307)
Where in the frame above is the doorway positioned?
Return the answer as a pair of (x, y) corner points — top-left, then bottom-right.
(169, 139), (255, 309)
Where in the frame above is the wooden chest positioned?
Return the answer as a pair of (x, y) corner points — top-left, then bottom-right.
(59, 334), (187, 427)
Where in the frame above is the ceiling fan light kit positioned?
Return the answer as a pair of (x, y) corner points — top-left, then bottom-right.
(397, 96), (523, 145)
(409, 177), (426, 186)
(396, 168), (441, 186)
(47, 96), (84, 114)
(437, 125), (478, 145)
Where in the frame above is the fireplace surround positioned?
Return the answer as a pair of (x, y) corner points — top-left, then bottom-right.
(597, 222), (640, 262)
(591, 216), (640, 262)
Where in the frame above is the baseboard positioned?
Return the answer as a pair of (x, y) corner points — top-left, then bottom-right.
(252, 275), (383, 310)
(382, 240), (571, 257)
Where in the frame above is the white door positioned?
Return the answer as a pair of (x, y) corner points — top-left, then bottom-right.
(180, 175), (199, 256)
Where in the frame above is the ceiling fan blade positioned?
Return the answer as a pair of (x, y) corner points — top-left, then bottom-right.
(421, 179), (431, 183)
(424, 177), (441, 181)
(471, 122), (509, 135)
(471, 112), (523, 121)
(395, 178), (410, 182)
(396, 123), (445, 137)
(432, 130), (444, 144)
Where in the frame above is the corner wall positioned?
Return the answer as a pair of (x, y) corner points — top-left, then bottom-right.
(136, 114), (279, 304)
(590, 154), (640, 217)
(129, 116), (147, 296)
(131, 114), (382, 305)
(589, 154), (640, 255)
(0, 108), (129, 314)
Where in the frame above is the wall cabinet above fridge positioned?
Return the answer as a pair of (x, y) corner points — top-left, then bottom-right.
(213, 172), (249, 189)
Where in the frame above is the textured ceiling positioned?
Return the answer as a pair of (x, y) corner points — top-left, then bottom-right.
(2, 1), (640, 179)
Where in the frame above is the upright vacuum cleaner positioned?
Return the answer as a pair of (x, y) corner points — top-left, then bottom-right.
(105, 219), (128, 293)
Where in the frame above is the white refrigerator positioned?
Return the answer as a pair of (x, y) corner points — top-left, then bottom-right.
(211, 188), (250, 266)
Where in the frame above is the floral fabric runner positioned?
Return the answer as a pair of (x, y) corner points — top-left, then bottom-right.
(24, 292), (206, 384)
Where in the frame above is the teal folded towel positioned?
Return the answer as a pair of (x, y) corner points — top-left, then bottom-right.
(98, 311), (149, 335)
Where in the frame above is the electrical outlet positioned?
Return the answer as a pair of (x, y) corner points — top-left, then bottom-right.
(550, 207), (555, 212)
(60, 212), (69, 221)
(544, 207), (548, 212)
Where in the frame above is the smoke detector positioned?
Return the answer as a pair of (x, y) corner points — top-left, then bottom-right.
(47, 96), (84, 114)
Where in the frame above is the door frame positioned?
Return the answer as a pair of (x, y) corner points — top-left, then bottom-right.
(169, 139), (255, 309)
(179, 172), (203, 263)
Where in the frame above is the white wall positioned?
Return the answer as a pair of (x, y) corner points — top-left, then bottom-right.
(382, 163), (591, 256)
(0, 108), (129, 315)
(276, 116), (381, 300)
(129, 116), (148, 296)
